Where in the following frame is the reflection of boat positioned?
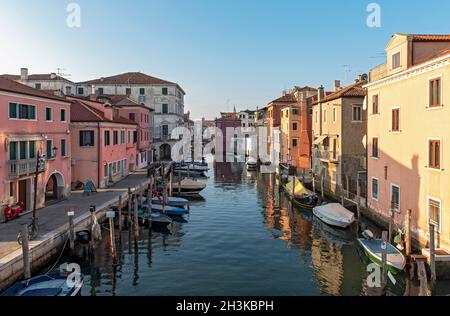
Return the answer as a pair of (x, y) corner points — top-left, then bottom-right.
(246, 157), (258, 171)
(1, 272), (84, 296)
(358, 238), (406, 274)
(172, 169), (206, 177)
(313, 203), (355, 229)
(172, 178), (206, 196)
(144, 203), (189, 216)
(150, 196), (190, 209)
(312, 216), (353, 245)
(282, 177), (318, 209)
(174, 161), (209, 172)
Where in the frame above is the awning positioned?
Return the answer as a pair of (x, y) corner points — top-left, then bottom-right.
(313, 135), (328, 145)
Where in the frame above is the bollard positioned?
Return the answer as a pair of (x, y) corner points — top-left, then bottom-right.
(20, 224), (31, 279)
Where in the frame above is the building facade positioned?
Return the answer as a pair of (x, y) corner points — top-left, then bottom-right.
(69, 97), (138, 189)
(312, 78), (367, 197)
(0, 77), (72, 220)
(366, 33), (450, 250)
(77, 72), (185, 161)
(215, 112), (241, 159)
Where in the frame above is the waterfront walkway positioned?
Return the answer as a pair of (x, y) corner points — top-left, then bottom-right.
(0, 170), (150, 290)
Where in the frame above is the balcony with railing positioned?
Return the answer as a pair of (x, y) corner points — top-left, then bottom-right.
(8, 159), (45, 179)
(313, 148), (339, 163)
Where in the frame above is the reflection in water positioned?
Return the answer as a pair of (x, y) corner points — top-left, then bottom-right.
(51, 162), (445, 296)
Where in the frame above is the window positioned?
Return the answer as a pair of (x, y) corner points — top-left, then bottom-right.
(162, 125), (169, 137)
(372, 137), (379, 158)
(35, 83), (41, 90)
(77, 87), (84, 95)
(9, 182), (14, 198)
(46, 140), (54, 159)
(128, 130), (131, 143)
(392, 52), (401, 69)
(11, 103), (36, 120)
(372, 94), (379, 114)
(162, 87), (168, 95)
(98, 88), (104, 95)
(80, 130), (94, 147)
(65, 86), (72, 95)
(429, 78), (442, 107)
(392, 108), (400, 132)
(61, 139), (67, 157)
(139, 88), (145, 95)
(162, 104), (168, 114)
(333, 107), (337, 122)
(60, 109), (66, 122)
(372, 178), (379, 200)
(104, 163), (108, 177)
(293, 122), (298, 131)
(428, 197), (441, 232)
(129, 113), (136, 121)
(19, 141), (27, 160)
(9, 103), (18, 119)
(429, 139), (441, 170)
(104, 130), (110, 146)
(133, 131), (137, 143)
(323, 109), (327, 123)
(391, 184), (400, 211)
(113, 131), (118, 145)
(292, 138), (298, 147)
(292, 109), (298, 115)
(352, 105), (362, 121)
(29, 141), (36, 159)
(126, 88), (132, 96)
(120, 130), (126, 144)
(9, 142), (17, 160)
(45, 108), (52, 121)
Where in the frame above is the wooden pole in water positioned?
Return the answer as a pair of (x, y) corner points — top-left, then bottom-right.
(405, 209), (411, 258)
(346, 175), (350, 198)
(320, 174), (324, 200)
(312, 174), (316, 194)
(430, 223), (436, 290)
(21, 224), (31, 279)
(178, 170), (182, 195)
(118, 195), (123, 235)
(169, 170), (173, 196)
(388, 206), (395, 243)
(68, 209), (75, 255)
(291, 176), (295, 199)
(356, 179), (361, 219)
(108, 210), (117, 262)
(127, 188), (132, 229)
(381, 230), (388, 295)
(133, 193), (139, 238)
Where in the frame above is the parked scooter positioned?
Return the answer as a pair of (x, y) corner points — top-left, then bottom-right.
(4, 201), (25, 222)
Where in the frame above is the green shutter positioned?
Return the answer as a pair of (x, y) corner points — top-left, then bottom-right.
(9, 103), (17, 118)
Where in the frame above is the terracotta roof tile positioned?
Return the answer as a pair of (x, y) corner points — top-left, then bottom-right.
(313, 80), (367, 105)
(0, 76), (70, 102)
(71, 99), (137, 125)
(409, 34), (450, 41)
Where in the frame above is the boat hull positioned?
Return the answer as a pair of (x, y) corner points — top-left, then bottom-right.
(313, 207), (354, 229)
(357, 239), (406, 274)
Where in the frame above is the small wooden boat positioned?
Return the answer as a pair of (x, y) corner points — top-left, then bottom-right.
(313, 203), (355, 229)
(282, 177), (318, 209)
(172, 178), (206, 196)
(144, 203), (189, 216)
(1, 272), (84, 296)
(358, 238), (406, 274)
(174, 161), (209, 172)
(138, 210), (173, 226)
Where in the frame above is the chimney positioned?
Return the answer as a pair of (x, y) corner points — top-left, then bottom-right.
(334, 80), (341, 92)
(317, 85), (325, 102)
(20, 68), (28, 80)
(50, 73), (57, 79)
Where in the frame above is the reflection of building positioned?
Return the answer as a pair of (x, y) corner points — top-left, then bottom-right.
(0, 77), (72, 219)
(312, 79), (367, 196)
(215, 112), (241, 157)
(77, 72), (186, 161)
(69, 97), (138, 189)
(366, 33), (450, 250)
(213, 162), (243, 184)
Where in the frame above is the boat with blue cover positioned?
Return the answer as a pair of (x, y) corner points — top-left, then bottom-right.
(1, 272), (84, 296)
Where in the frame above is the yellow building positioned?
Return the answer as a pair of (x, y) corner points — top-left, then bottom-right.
(366, 33), (450, 250)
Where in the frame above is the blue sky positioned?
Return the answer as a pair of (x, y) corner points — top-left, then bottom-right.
(1, 0), (449, 118)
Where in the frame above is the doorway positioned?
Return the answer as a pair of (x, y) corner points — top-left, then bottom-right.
(18, 179), (28, 210)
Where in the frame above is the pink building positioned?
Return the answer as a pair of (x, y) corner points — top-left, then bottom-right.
(68, 97), (138, 189)
(0, 77), (72, 219)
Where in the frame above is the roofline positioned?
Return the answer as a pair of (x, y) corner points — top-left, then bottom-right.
(0, 87), (72, 104)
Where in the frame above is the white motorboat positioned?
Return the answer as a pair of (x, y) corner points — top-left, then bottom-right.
(246, 157), (258, 171)
(312, 203), (355, 229)
(172, 178), (206, 195)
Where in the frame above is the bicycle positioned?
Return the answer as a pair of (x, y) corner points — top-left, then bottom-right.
(17, 218), (39, 245)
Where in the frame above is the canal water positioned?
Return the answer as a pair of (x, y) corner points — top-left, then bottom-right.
(64, 163), (449, 296)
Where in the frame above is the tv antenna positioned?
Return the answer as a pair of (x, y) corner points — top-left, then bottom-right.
(343, 65), (351, 84)
(56, 67), (72, 78)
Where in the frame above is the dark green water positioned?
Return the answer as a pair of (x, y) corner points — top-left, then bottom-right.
(69, 162), (449, 296)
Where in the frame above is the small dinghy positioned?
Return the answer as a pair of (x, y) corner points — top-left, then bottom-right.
(144, 203), (189, 216)
(312, 203), (355, 229)
(172, 178), (206, 196)
(138, 210), (173, 226)
(283, 177), (318, 209)
(1, 272), (84, 296)
(151, 196), (190, 209)
(358, 235), (406, 274)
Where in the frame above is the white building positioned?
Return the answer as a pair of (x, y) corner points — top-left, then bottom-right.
(77, 72), (186, 161)
(237, 110), (256, 157)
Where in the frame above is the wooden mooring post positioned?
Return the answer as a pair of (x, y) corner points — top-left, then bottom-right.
(388, 204), (395, 243)
(20, 224), (31, 279)
(320, 175), (324, 200)
(430, 223), (436, 291)
(127, 188), (132, 229)
(107, 209), (117, 263)
(118, 195), (123, 235)
(169, 171), (173, 196)
(381, 231), (388, 295)
(133, 192), (139, 238)
(68, 208), (75, 255)
(405, 209), (411, 258)
(356, 179), (361, 219)
(312, 175), (316, 194)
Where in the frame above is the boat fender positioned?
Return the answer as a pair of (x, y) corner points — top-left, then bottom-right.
(362, 229), (374, 240)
